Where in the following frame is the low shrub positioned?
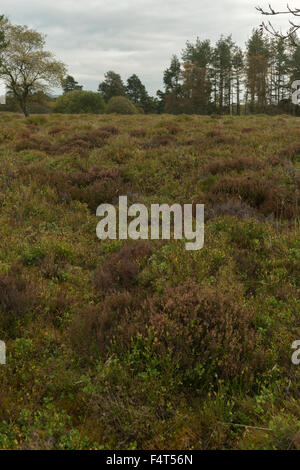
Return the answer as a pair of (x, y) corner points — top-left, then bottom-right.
(53, 90), (106, 114)
(206, 199), (260, 220)
(130, 129), (147, 138)
(70, 279), (266, 383)
(15, 136), (54, 153)
(57, 128), (112, 155)
(203, 156), (265, 175)
(142, 281), (266, 380)
(94, 241), (153, 291)
(48, 127), (68, 136)
(98, 125), (120, 135)
(209, 175), (299, 219)
(147, 134), (176, 148)
(69, 167), (125, 211)
(0, 265), (37, 338)
(209, 175), (270, 208)
(106, 96), (138, 115)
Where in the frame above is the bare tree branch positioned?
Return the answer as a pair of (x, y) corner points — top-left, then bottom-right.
(256, 3), (300, 44)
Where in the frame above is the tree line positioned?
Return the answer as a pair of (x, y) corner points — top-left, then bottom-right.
(159, 29), (300, 115)
(0, 13), (300, 116)
(66, 29), (300, 116)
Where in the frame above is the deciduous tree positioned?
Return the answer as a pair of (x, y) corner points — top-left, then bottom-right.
(257, 4), (300, 43)
(0, 18), (66, 116)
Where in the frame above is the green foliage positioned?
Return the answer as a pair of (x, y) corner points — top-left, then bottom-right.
(53, 90), (105, 114)
(0, 113), (299, 450)
(62, 75), (83, 94)
(126, 74), (155, 113)
(162, 30), (300, 116)
(0, 15), (7, 56)
(98, 71), (126, 102)
(0, 18), (66, 117)
(106, 96), (138, 114)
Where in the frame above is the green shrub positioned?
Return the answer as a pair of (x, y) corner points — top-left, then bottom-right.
(106, 96), (138, 115)
(53, 90), (105, 114)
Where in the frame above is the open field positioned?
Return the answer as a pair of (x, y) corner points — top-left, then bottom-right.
(0, 112), (299, 449)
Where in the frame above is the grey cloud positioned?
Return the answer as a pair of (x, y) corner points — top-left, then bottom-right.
(0, 0), (290, 95)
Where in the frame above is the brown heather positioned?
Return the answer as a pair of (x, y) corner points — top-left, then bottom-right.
(0, 265), (37, 338)
(0, 113), (299, 450)
(70, 280), (265, 381)
(203, 156), (265, 175)
(130, 128), (147, 138)
(94, 241), (153, 291)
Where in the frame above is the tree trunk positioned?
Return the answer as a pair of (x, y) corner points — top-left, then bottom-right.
(20, 98), (29, 117)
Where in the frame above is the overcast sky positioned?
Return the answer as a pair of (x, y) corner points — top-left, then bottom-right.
(1, 0), (292, 96)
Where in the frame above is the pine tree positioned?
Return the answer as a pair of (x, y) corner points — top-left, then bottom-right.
(163, 55), (182, 113)
(98, 71), (126, 102)
(181, 61), (211, 114)
(182, 38), (212, 67)
(126, 74), (154, 112)
(232, 46), (244, 115)
(212, 35), (235, 113)
(246, 29), (270, 113)
(62, 75), (83, 94)
(269, 37), (289, 105)
(181, 39), (212, 114)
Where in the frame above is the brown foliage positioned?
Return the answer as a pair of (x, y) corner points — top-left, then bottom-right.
(57, 128), (112, 155)
(68, 167), (120, 187)
(148, 134), (176, 148)
(130, 129), (147, 138)
(142, 282), (265, 378)
(206, 129), (221, 138)
(206, 199), (260, 220)
(277, 143), (300, 163)
(26, 124), (40, 133)
(203, 156), (265, 175)
(48, 127), (68, 136)
(241, 128), (255, 134)
(94, 241), (153, 291)
(15, 135), (54, 153)
(70, 291), (140, 358)
(206, 129), (236, 144)
(213, 134), (236, 145)
(23, 165), (67, 191)
(70, 280), (266, 380)
(209, 175), (270, 208)
(209, 175), (299, 219)
(98, 125), (120, 135)
(165, 125), (182, 135)
(23, 164), (127, 211)
(0, 265), (37, 337)
(69, 167), (125, 211)
(16, 127), (116, 156)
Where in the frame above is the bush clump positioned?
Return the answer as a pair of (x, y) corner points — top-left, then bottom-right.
(70, 279), (266, 382)
(0, 265), (37, 338)
(106, 96), (138, 115)
(53, 90), (106, 114)
(94, 241), (153, 291)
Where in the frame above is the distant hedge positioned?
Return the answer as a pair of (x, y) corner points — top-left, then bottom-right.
(106, 96), (138, 115)
(53, 90), (105, 114)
